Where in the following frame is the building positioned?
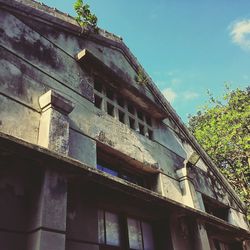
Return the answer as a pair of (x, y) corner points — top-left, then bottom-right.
(0, 0), (249, 249)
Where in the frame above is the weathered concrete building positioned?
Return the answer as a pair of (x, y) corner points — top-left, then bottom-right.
(0, 1), (249, 249)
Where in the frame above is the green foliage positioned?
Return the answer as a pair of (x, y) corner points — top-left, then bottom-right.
(188, 87), (250, 220)
(74, 0), (98, 32)
(135, 68), (148, 85)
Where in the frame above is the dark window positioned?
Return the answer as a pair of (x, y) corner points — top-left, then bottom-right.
(93, 75), (154, 141)
(127, 217), (155, 250)
(212, 239), (239, 250)
(120, 172), (144, 186)
(94, 80), (103, 93)
(96, 158), (150, 189)
(137, 110), (144, 121)
(118, 110), (125, 124)
(145, 116), (152, 126)
(128, 104), (135, 114)
(148, 129), (153, 140)
(117, 96), (125, 107)
(97, 164), (118, 177)
(107, 103), (115, 117)
(203, 196), (228, 221)
(106, 87), (114, 100)
(213, 239), (221, 250)
(98, 211), (155, 250)
(139, 123), (145, 135)
(95, 95), (102, 109)
(129, 117), (135, 130)
(98, 210), (121, 247)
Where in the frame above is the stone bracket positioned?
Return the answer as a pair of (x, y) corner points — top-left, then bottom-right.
(39, 90), (74, 115)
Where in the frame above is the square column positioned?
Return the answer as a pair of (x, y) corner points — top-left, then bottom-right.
(27, 169), (67, 250)
(38, 90), (74, 155)
(193, 220), (211, 250)
(176, 166), (198, 208)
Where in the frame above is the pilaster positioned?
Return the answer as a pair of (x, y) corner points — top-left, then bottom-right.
(27, 169), (68, 250)
(193, 220), (211, 250)
(176, 165), (197, 208)
(38, 90), (74, 155)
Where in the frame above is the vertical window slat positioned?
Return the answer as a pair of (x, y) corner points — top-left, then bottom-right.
(142, 221), (155, 250)
(98, 209), (105, 244)
(127, 217), (143, 250)
(105, 211), (121, 246)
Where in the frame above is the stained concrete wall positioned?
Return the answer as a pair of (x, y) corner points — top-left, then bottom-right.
(0, 6), (187, 181)
(0, 162), (41, 250)
(0, 1), (249, 242)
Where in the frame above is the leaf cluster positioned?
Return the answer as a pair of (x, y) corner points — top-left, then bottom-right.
(74, 0), (98, 31)
(135, 68), (148, 85)
(188, 87), (250, 220)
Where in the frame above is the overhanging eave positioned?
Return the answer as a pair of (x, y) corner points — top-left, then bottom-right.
(0, 132), (249, 240)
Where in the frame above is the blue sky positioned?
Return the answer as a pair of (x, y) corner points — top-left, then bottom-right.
(41, 0), (250, 123)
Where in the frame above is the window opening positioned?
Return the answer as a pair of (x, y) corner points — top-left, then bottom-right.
(107, 102), (115, 117)
(94, 80), (103, 93)
(117, 96), (125, 107)
(141, 221), (155, 250)
(106, 87), (114, 100)
(120, 172), (144, 186)
(203, 196), (228, 221)
(139, 123), (145, 136)
(137, 110), (144, 121)
(148, 129), (153, 140)
(95, 94), (102, 109)
(98, 210), (121, 247)
(145, 116), (152, 126)
(129, 117), (135, 130)
(97, 158), (149, 189)
(118, 110), (125, 124)
(97, 164), (118, 177)
(128, 104), (135, 114)
(213, 239), (221, 250)
(98, 211), (155, 250)
(127, 217), (155, 250)
(93, 76), (154, 140)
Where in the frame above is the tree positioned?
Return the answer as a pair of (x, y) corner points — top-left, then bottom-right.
(188, 87), (250, 220)
(74, 0), (98, 32)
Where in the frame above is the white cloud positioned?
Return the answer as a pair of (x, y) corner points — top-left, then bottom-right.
(230, 19), (250, 50)
(171, 78), (182, 85)
(162, 88), (177, 103)
(182, 91), (199, 100)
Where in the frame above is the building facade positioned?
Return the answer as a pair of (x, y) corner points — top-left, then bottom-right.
(0, 1), (249, 249)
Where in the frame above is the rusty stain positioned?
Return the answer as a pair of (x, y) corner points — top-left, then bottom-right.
(97, 131), (114, 147)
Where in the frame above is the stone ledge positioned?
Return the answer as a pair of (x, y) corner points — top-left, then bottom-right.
(39, 90), (74, 115)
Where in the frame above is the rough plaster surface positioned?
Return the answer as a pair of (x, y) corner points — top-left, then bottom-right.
(42, 170), (67, 231)
(27, 230), (65, 250)
(160, 174), (183, 203)
(155, 122), (187, 159)
(68, 129), (96, 168)
(38, 108), (70, 154)
(0, 94), (39, 144)
(228, 208), (249, 231)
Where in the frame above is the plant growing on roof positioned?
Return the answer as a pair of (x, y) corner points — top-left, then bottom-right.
(135, 67), (148, 85)
(74, 0), (98, 32)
